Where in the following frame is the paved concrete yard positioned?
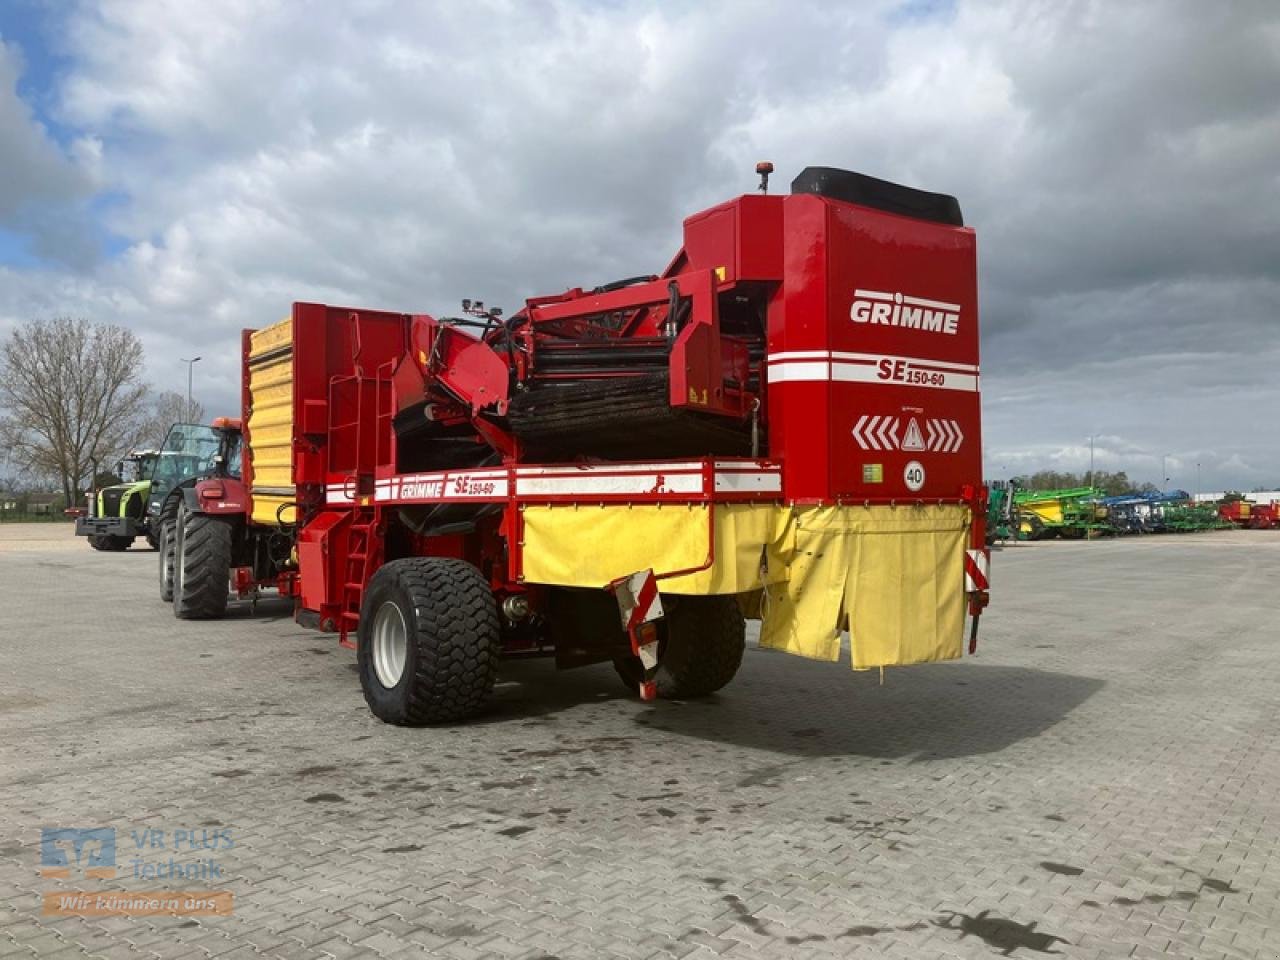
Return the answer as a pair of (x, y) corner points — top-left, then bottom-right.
(1, 523), (1278, 959)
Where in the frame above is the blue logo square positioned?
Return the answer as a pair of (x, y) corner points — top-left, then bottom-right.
(40, 828), (116, 870)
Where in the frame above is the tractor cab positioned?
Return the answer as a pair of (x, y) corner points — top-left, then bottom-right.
(147, 420), (242, 519)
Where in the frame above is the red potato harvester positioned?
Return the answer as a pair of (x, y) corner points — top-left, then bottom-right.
(162, 164), (990, 724)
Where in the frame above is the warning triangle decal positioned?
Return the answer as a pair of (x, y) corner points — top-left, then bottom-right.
(902, 417), (925, 451)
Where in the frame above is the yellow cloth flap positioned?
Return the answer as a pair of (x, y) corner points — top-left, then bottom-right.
(519, 503), (787, 594)
(843, 505), (968, 669)
(521, 500), (970, 672)
(758, 504), (969, 670)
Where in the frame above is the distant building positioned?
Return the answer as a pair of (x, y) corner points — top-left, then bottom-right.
(1194, 491), (1280, 505)
(0, 491), (63, 516)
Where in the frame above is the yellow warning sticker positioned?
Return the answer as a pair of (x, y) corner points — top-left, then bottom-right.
(862, 463), (884, 483)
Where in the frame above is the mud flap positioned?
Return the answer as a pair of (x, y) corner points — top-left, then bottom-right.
(608, 569), (665, 700)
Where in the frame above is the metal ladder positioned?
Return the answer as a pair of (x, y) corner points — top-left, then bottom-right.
(338, 506), (377, 649)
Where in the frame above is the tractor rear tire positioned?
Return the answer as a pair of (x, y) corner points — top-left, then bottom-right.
(357, 558), (500, 725)
(158, 519), (177, 602)
(172, 508), (232, 620)
(157, 497), (181, 602)
(87, 535), (108, 551)
(613, 595), (745, 699)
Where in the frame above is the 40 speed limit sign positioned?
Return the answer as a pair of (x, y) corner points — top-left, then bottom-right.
(903, 460), (926, 492)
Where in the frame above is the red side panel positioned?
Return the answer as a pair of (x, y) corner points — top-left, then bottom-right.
(290, 302), (412, 489)
(767, 194), (981, 503)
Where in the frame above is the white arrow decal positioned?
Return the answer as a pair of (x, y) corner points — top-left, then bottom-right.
(920, 417), (966, 453)
(877, 416), (899, 451)
(851, 415), (872, 450)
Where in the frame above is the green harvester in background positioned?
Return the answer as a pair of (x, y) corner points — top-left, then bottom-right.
(1012, 486), (1108, 540)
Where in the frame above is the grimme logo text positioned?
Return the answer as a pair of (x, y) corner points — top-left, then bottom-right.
(850, 289), (960, 335)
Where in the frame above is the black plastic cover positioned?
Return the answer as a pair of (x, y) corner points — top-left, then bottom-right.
(790, 166), (964, 227)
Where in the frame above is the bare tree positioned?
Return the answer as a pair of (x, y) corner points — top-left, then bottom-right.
(136, 390), (206, 449)
(0, 316), (149, 506)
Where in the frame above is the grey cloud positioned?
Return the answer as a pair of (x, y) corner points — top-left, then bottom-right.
(0, 0), (1277, 487)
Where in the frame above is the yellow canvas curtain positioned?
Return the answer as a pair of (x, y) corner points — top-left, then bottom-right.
(758, 504), (969, 669)
(519, 501), (969, 670)
(519, 503), (789, 595)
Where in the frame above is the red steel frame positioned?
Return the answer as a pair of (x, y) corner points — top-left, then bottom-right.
(232, 183), (990, 644)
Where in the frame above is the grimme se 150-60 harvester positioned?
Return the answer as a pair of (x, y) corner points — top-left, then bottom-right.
(164, 165), (990, 724)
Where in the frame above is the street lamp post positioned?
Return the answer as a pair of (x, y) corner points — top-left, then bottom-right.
(180, 356), (202, 420)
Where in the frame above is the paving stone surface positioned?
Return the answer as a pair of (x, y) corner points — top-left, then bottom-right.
(1, 523), (1278, 958)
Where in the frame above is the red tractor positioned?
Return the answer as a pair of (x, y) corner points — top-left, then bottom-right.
(165, 165), (990, 724)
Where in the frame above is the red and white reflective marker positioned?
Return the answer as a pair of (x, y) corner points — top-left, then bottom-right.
(964, 548), (990, 592)
(608, 569), (665, 700)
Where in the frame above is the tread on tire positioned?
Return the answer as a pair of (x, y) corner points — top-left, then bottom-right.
(172, 509), (232, 620)
(613, 594), (745, 699)
(357, 557), (500, 725)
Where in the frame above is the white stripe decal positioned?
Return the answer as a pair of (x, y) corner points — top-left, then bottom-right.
(766, 350), (838, 363)
(517, 474), (704, 496)
(769, 350), (978, 373)
(323, 461), (784, 505)
(515, 461), (706, 477)
(827, 351), (977, 373)
(766, 361), (830, 384)
(767, 351), (979, 393)
(714, 471), (783, 493)
(831, 362), (978, 392)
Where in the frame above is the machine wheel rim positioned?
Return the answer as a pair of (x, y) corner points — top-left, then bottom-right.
(372, 601), (408, 689)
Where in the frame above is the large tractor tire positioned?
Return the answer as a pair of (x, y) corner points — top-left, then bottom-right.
(89, 535), (132, 551)
(357, 558), (500, 725)
(171, 508), (232, 620)
(158, 520), (177, 602)
(613, 595), (746, 699)
(157, 496), (182, 602)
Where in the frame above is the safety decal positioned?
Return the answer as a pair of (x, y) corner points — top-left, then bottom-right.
(925, 418), (965, 453)
(964, 548), (990, 591)
(901, 418), (926, 451)
(851, 415), (899, 451)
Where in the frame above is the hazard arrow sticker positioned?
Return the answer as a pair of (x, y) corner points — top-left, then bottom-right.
(851, 415), (900, 451)
(925, 418), (964, 453)
(853, 414), (965, 454)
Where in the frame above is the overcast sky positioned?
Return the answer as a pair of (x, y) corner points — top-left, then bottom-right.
(1, 0), (1277, 491)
